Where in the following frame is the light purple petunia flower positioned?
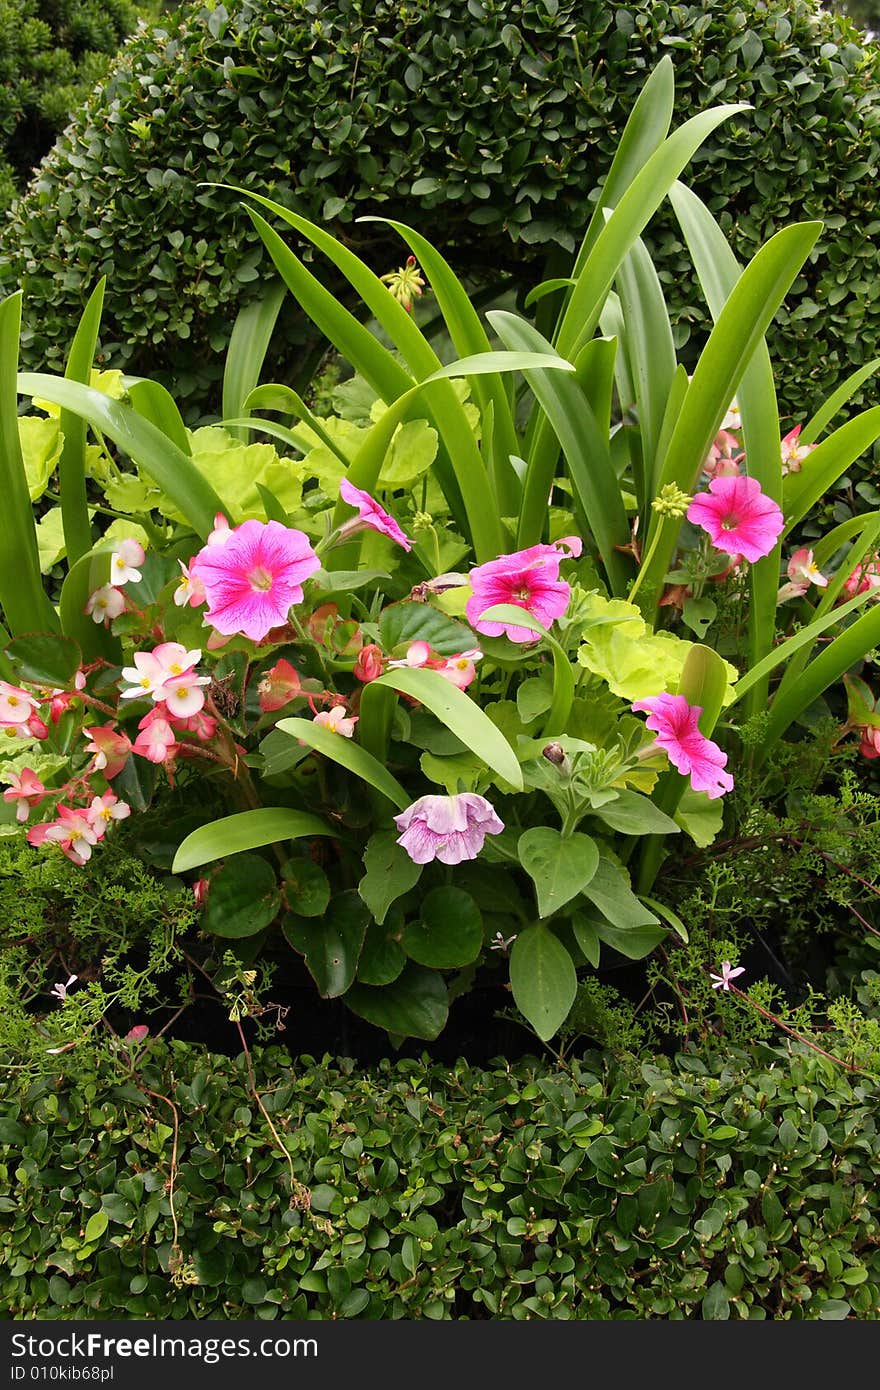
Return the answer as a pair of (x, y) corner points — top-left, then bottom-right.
(393, 792), (504, 865)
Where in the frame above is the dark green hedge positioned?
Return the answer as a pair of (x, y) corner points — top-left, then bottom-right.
(0, 0), (136, 213)
(2, 0), (880, 419)
(2, 1042), (879, 1319)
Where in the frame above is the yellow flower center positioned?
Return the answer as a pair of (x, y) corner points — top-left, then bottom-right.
(168, 663), (184, 676)
(248, 566), (274, 592)
(139, 677), (151, 689)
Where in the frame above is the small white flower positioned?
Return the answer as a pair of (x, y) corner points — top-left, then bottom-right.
(50, 974), (78, 1002)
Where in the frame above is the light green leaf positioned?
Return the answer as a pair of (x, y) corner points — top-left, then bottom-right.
(172, 808), (333, 873)
(358, 830), (422, 925)
(673, 787), (724, 848)
(518, 826), (600, 917)
(276, 717), (410, 810)
(378, 418), (438, 486)
(591, 790), (681, 836)
(18, 417), (62, 501)
(581, 853), (660, 930)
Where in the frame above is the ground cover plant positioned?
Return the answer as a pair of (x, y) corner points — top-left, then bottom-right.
(1, 59), (880, 1059)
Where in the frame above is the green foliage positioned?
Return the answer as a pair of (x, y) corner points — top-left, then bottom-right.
(4, 0), (880, 427)
(2, 1041), (880, 1318)
(0, 0), (135, 212)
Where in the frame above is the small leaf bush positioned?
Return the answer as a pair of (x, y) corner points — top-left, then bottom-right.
(0, 0), (136, 213)
(4, 0), (880, 429)
(2, 1042), (880, 1319)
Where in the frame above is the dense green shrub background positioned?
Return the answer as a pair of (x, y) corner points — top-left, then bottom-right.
(0, 0), (136, 214)
(2, 0), (880, 419)
(2, 1042), (879, 1319)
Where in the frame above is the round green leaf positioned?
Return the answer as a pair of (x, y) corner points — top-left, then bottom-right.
(282, 857), (330, 917)
(509, 924), (577, 1041)
(5, 633), (81, 687)
(518, 827), (599, 917)
(203, 854), (280, 938)
(402, 886), (483, 968)
(283, 891), (368, 997)
(346, 964), (449, 1040)
(357, 918), (407, 986)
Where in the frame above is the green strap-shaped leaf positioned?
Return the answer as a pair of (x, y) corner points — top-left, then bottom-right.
(615, 235), (676, 506)
(276, 716), (411, 810)
(59, 278), (105, 566)
(362, 667), (523, 790)
(222, 278), (287, 443)
(172, 808), (334, 873)
(801, 358), (880, 444)
(17, 374), (226, 538)
(731, 588), (878, 706)
(490, 310), (632, 595)
(783, 407), (880, 535)
(0, 295), (59, 635)
(669, 181), (783, 717)
(125, 378), (191, 455)
(242, 382), (355, 465)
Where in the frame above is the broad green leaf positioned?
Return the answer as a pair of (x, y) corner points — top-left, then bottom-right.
(518, 827), (600, 917)
(203, 854), (281, 938)
(18, 417), (62, 501)
(509, 924), (577, 1040)
(283, 891), (368, 997)
(83, 1212), (108, 1244)
(581, 853), (660, 930)
(242, 382), (356, 466)
(590, 790), (680, 836)
(358, 830), (423, 925)
(402, 886), (483, 968)
(0, 295), (59, 635)
(357, 919), (407, 986)
(346, 964), (449, 1040)
(364, 668), (523, 789)
(155, 425), (303, 525)
(673, 788), (724, 848)
(222, 279), (287, 441)
(5, 634), (81, 687)
(571, 915), (601, 968)
(59, 279), (105, 565)
(478, 603), (575, 734)
(172, 808), (333, 873)
(677, 643), (732, 738)
(36, 508), (67, 573)
(276, 717), (410, 810)
(378, 417), (438, 486)
(281, 857), (330, 917)
(379, 602), (475, 656)
(18, 374), (225, 539)
(592, 916), (667, 960)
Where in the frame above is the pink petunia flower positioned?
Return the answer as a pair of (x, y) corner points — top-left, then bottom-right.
(466, 537), (583, 643)
(777, 547), (828, 603)
(780, 425), (814, 476)
(83, 725), (132, 779)
(313, 705), (358, 737)
(632, 692), (734, 799)
(338, 479), (412, 551)
(394, 792), (505, 865)
(2, 768), (47, 822)
(109, 538), (145, 586)
(687, 476), (784, 564)
(710, 961), (746, 991)
(85, 585), (126, 625)
(189, 519), (320, 642)
(86, 793), (131, 837)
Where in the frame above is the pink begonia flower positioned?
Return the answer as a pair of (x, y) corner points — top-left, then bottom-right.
(161, 672), (210, 719)
(132, 716), (179, 764)
(720, 400), (741, 431)
(85, 585), (126, 625)
(632, 693), (734, 799)
(125, 1024), (150, 1044)
(50, 974), (77, 1002)
(84, 726), (132, 779)
(387, 640), (432, 670)
(780, 425), (814, 476)
(23, 714), (49, 741)
(189, 519), (320, 642)
(843, 557), (880, 600)
(48, 670), (86, 723)
(41, 805), (100, 865)
(338, 479), (413, 551)
(314, 705), (358, 737)
(2, 768), (47, 822)
(353, 644), (384, 683)
(208, 513), (233, 547)
(436, 649), (483, 690)
(176, 710), (218, 741)
(120, 651), (172, 701)
(109, 538), (145, 586)
(174, 560), (207, 609)
(703, 429), (744, 480)
(86, 793), (131, 837)
(153, 642), (203, 678)
(192, 878), (210, 907)
(0, 681), (39, 726)
(859, 725), (880, 759)
(466, 537), (583, 643)
(258, 658), (302, 713)
(687, 476), (784, 564)
(710, 961), (746, 992)
(777, 547), (829, 604)
(395, 792), (505, 865)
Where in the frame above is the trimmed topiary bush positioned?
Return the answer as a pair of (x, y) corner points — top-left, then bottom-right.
(2, 1043), (879, 1318)
(3, 0), (880, 421)
(0, 0), (136, 212)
